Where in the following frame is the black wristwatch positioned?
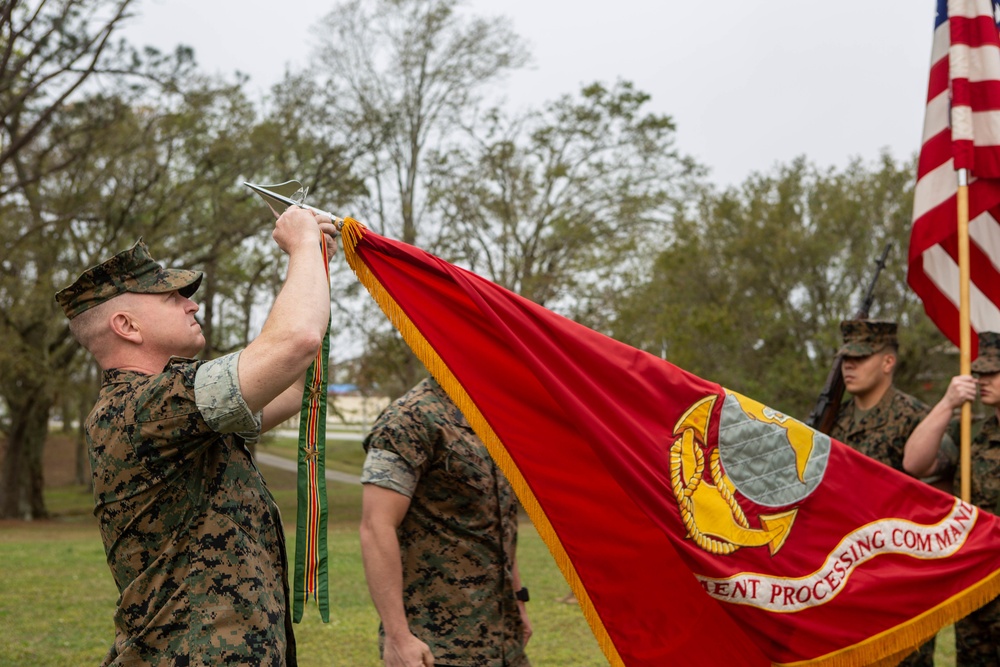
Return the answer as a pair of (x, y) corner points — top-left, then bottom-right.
(515, 587), (530, 602)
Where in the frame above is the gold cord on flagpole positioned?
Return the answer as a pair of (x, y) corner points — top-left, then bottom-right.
(957, 168), (971, 503)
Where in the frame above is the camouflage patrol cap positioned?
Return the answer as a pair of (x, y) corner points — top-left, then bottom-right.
(837, 319), (898, 357)
(972, 331), (1000, 374)
(54, 238), (202, 320)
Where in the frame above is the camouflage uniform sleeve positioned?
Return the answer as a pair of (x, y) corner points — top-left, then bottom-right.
(937, 432), (959, 469)
(194, 351), (262, 438)
(945, 418), (962, 447)
(360, 448), (419, 497)
(362, 385), (436, 477)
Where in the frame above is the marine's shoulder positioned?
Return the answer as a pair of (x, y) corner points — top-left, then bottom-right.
(887, 386), (928, 414)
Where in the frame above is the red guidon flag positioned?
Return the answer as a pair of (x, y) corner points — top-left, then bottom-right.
(341, 219), (1000, 667)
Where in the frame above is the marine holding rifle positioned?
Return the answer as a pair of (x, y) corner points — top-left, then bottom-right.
(829, 320), (956, 487)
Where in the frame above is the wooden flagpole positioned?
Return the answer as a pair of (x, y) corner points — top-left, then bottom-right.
(957, 168), (971, 503)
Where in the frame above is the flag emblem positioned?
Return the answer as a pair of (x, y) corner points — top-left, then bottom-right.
(670, 391), (830, 556)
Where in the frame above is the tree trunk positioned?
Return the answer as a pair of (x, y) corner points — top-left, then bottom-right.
(201, 259), (217, 358)
(75, 360), (98, 487)
(0, 387), (52, 519)
(75, 422), (88, 487)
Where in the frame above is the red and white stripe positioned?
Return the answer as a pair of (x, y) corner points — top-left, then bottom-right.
(909, 0), (1000, 354)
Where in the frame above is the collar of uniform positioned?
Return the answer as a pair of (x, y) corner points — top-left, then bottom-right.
(842, 385), (899, 436)
(854, 384), (898, 415)
(101, 367), (150, 386)
(101, 356), (198, 385)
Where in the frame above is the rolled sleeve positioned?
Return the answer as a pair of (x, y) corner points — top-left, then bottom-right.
(360, 448), (419, 498)
(194, 351), (261, 436)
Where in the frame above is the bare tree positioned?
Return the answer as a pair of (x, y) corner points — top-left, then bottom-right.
(311, 0), (529, 394)
(313, 0), (529, 244)
(427, 81), (701, 317)
(0, 0), (138, 181)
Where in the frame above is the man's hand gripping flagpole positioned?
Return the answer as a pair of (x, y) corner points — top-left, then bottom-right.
(245, 180), (345, 236)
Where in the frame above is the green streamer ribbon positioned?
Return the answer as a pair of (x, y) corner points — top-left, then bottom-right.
(292, 239), (331, 623)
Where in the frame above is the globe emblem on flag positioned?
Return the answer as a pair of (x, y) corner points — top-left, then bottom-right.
(669, 390), (831, 556)
(717, 391), (831, 507)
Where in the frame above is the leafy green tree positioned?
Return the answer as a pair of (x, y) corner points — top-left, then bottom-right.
(612, 154), (948, 419)
(136, 75), (364, 360)
(0, 3), (368, 519)
(239, 71), (369, 368)
(1, 94), (163, 519)
(311, 0), (530, 396)
(0, 0), (172, 519)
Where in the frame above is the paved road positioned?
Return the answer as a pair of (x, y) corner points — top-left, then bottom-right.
(255, 452), (361, 485)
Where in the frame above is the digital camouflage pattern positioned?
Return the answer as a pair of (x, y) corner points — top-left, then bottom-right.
(947, 415), (1000, 524)
(837, 319), (898, 357)
(947, 414), (1000, 665)
(88, 357), (295, 666)
(927, 330), (1000, 663)
(971, 331), (1000, 374)
(361, 378), (529, 667)
(55, 238), (202, 320)
(832, 385), (943, 667)
(830, 386), (930, 474)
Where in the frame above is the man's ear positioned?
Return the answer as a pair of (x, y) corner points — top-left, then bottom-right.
(882, 350), (898, 374)
(109, 311), (143, 344)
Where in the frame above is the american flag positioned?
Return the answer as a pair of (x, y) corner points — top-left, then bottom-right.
(909, 0), (1000, 354)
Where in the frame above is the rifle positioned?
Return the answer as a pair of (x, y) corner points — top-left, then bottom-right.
(805, 242), (892, 434)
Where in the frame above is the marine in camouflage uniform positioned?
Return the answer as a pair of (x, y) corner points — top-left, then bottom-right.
(828, 320), (948, 667)
(830, 321), (955, 480)
(830, 385), (930, 474)
(90, 356), (295, 665)
(55, 225), (333, 666)
(360, 378), (530, 667)
(941, 333), (1000, 667)
(903, 331), (1000, 667)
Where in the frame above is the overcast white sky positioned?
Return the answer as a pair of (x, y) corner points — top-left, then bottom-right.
(123, 0), (934, 188)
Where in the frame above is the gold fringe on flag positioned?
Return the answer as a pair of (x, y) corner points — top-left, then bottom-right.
(780, 566), (1000, 667)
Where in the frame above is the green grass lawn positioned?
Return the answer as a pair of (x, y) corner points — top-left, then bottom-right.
(0, 434), (606, 666)
(258, 432), (369, 477)
(0, 435), (958, 666)
(0, 508), (605, 666)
